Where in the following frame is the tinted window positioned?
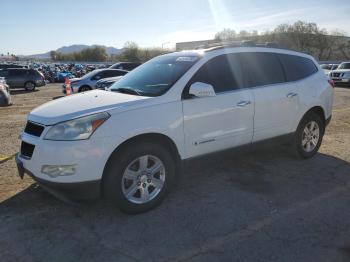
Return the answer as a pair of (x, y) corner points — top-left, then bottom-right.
(0, 70), (9, 77)
(338, 63), (350, 70)
(238, 52), (285, 88)
(278, 54), (318, 81)
(189, 54), (242, 93)
(106, 70), (127, 77)
(9, 69), (25, 76)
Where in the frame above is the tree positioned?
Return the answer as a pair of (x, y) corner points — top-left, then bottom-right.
(215, 28), (237, 41)
(50, 51), (58, 61)
(214, 21), (349, 61)
(119, 41), (140, 62)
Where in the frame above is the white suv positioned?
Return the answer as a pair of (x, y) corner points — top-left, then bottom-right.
(16, 43), (333, 213)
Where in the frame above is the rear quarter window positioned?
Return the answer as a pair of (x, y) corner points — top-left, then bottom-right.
(278, 54), (318, 81)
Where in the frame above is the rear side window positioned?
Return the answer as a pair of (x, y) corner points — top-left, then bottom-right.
(278, 54), (318, 81)
(30, 70), (40, 76)
(189, 54), (243, 93)
(238, 52), (285, 88)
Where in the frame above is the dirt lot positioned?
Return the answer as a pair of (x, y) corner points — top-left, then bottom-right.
(1, 84), (350, 261)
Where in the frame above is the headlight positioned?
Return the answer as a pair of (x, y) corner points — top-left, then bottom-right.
(44, 112), (110, 141)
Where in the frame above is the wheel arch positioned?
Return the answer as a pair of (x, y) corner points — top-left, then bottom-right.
(101, 132), (182, 189)
(299, 106), (326, 128)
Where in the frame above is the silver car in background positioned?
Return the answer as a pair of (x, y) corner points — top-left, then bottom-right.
(62, 69), (128, 94)
(95, 76), (124, 90)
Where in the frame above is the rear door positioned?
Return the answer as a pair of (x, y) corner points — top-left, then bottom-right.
(182, 54), (254, 158)
(239, 52), (300, 142)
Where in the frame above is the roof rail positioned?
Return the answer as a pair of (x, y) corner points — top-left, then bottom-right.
(195, 40), (287, 51)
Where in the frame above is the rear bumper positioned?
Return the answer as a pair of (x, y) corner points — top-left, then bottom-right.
(15, 154), (101, 201)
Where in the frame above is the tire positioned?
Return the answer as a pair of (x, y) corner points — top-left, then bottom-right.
(293, 112), (325, 159)
(24, 81), (36, 91)
(79, 86), (91, 92)
(103, 142), (176, 214)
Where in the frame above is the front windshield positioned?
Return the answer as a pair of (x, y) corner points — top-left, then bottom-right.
(331, 64), (339, 70)
(338, 63), (350, 70)
(110, 55), (200, 96)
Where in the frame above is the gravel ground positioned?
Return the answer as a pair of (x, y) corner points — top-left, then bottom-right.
(1, 84), (350, 262)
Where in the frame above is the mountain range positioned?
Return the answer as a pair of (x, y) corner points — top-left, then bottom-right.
(25, 45), (122, 59)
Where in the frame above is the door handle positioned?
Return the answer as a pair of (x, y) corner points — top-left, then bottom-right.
(237, 100), (251, 107)
(286, 92), (298, 98)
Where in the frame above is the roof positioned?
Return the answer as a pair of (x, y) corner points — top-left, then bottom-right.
(199, 40), (293, 52)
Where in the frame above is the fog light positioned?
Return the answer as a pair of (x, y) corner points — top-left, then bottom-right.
(41, 165), (76, 177)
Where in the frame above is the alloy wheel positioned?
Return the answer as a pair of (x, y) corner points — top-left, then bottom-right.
(301, 121), (320, 152)
(121, 155), (165, 204)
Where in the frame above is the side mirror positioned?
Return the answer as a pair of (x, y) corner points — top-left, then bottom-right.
(188, 82), (216, 98)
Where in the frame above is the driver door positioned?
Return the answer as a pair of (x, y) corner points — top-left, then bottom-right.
(182, 54), (254, 158)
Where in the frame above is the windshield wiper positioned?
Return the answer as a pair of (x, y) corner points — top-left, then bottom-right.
(113, 87), (143, 96)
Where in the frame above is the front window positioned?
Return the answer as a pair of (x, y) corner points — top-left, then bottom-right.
(110, 54), (200, 97)
(338, 63), (350, 70)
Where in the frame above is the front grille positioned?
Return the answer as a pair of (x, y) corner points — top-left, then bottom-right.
(24, 121), (44, 137)
(21, 141), (35, 158)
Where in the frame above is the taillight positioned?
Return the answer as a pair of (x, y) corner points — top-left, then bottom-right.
(328, 79), (335, 88)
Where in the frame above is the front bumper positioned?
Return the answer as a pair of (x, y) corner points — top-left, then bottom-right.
(16, 154), (100, 200)
(331, 77), (350, 85)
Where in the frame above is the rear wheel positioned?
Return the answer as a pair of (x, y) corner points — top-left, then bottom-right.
(103, 142), (176, 214)
(24, 81), (35, 91)
(293, 112), (325, 158)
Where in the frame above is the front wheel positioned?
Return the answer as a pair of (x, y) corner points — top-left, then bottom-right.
(103, 142), (176, 214)
(293, 112), (325, 158)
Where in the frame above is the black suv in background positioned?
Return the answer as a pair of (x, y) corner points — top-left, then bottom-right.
(109, 62), (141, 71)
(0, 64), (27, 70)
(0, 68), (45, 91)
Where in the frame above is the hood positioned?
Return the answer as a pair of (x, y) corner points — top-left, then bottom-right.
(70, 78), (81, 83)
(332, 69), (350, 73)
(28, 90), (150, 125)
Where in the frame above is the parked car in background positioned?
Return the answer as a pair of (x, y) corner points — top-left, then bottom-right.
(0, 68), (45, 91)
(96, 76), (124, 90)
(320, 63), (339, 75)
(0, 77), (11, 106)
(17, 43), (333, 214)
(329, 62), (350, 86)
(109, 62), (141, 71)
(0, 64), (27, 70)
(62, 69), (128, 93)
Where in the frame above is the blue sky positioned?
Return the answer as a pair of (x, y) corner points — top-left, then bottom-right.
(1, 0), (349, 55)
